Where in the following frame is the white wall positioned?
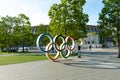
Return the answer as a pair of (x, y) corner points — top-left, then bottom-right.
(83, 33), (99, 44)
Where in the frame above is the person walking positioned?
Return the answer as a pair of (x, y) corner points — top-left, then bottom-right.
(78, 44), (81, 58)
(89, 44), (92, 50)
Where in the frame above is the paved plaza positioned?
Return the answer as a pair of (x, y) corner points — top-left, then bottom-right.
(0, 48), (120, 80)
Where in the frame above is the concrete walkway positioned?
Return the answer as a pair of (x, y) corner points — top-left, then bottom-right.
(0, 48), (120, 80)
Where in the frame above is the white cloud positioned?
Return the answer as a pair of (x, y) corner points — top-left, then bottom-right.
(0, 0), (54, 26)
(19, 2), (50, 26)
(30, 12), (50, 26)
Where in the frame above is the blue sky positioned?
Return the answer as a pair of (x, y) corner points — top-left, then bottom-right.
(0, 0), (103, 26)
(83, 0), (104, 25)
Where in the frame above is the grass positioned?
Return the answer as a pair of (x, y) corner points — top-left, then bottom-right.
(0, 51), (78, 66)
(0, 55), (47, 66)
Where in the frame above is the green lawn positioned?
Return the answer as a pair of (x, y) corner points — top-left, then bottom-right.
(0, 55), (47, 66)
(0, 52), (77, 66)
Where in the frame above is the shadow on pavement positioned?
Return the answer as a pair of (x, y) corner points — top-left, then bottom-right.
(56, 58), (120, 70)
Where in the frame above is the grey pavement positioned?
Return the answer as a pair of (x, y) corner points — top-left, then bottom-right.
(0, 48), (120, 80)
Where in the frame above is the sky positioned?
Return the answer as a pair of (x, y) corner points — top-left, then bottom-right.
(0, 0), (104, 26)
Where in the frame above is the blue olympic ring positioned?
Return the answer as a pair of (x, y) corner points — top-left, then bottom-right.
(36, 33), (53, 52)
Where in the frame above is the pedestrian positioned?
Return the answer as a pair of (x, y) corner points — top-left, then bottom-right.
(89, 44), (92, 50)
(78, 44), (81, 58)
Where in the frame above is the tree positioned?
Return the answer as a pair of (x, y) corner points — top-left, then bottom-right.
(0, 16), (17, 52)
(0, 14), (32, 52)
(35, 24), (49, 35)
(35, 24), (50, 45)
(48, 0), (89, 40)
(98, 0), (120, 58)
(13, 14), (31, 52)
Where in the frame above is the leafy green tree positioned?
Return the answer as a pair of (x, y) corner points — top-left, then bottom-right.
(35, 24), (50, 45)
(0, 16), (17, 51)
(48, 0), (89, 40)
(98, 0), (120, 58)
(35, 24), (49, 35)
(0, 14), (32, 52)
(13, 14), (31, 52)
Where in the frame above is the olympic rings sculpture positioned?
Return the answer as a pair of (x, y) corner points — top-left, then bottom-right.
(36, 33), (76, 61)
